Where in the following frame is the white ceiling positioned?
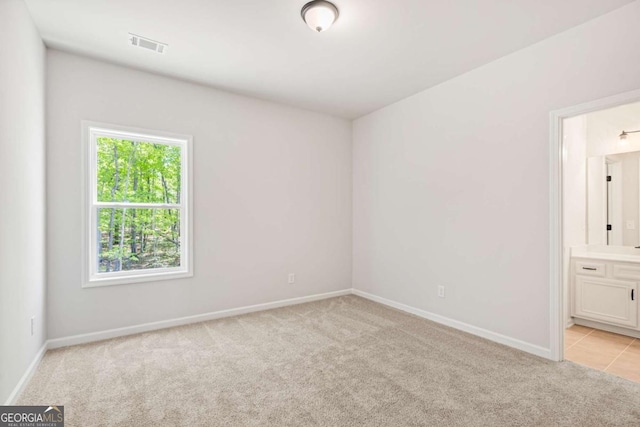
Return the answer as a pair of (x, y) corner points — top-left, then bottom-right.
(26, 0), (633, 119)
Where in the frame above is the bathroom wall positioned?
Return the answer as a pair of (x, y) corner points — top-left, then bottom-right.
(586, 101), (640, 157)
(581, 101), (640, 247)
(563, 116), (588, 324)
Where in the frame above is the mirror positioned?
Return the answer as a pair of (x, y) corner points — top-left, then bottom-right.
(587, 151), (640, 246)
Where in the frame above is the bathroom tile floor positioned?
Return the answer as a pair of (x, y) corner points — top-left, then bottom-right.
(565, 325), (640, 383)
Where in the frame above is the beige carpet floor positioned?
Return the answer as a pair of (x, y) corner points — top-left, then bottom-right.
(18, 295), (640, 426)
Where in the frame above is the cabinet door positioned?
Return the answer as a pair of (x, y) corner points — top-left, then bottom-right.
(575, 276), (638, 328)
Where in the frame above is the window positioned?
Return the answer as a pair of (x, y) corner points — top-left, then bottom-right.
(83, 122), (192, 287)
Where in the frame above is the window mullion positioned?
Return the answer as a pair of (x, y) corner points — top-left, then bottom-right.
(94, 202), (181, 209)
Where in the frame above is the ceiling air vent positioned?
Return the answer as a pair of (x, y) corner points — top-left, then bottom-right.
(129, 33), (167, 54)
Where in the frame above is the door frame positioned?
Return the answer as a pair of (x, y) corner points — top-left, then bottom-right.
(549, 88), (640, 362)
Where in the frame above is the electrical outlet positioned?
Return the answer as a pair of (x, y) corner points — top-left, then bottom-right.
(288, 273), (295, 284)
(438, 285), (445, 298)
(30, 316), (35, 336)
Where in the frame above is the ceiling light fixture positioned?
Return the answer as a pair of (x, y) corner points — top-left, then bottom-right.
(301, 1), (339, 33)
(619, 130), (640, 140)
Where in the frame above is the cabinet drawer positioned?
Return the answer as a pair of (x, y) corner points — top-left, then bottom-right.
(613, 264), (640, 281)
(575, 261), (606, 277)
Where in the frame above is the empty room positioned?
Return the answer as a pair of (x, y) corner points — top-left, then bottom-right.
(2, 0), (640, 425)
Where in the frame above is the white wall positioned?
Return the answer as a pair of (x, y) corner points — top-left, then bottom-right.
(586, 101), (640, 157)
(353, 1), (640, 350)
(563, 116), (587, 324)
(563, 116), (588, 251)
(0, 0), (46, 403)
(47, 50), (352, 339)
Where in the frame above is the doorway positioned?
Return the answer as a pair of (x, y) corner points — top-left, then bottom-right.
(551, 89), (640, 382)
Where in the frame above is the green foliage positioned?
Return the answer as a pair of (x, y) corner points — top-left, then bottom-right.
(97, 137), (181, 203)
(96, 138), (182, 272)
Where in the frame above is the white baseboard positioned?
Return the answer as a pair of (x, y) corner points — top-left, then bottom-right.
(8, 287), (554, 405)
(48, 289), (352, 349)
(7, 289), (350, 404)
(573, 317), (640, 339)
(352, 289), (552, 360)
(4, 342), (48, 405)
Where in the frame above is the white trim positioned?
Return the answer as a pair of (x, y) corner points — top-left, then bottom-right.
(549, 105), (563, 362)
(7, 289), (350, 403)
(549, 89), (640, 362)
(82, 270), (193, 288)
(4, 342), (48, 405)
(352, 289), (552, 359)
(80, 120), (194, 288)
(574, 317), (640, 339)
(94, 202), (181, 209)
(9, 287), (560, 403)
(638, 157), (640, 246)
(48, 289), (352, 349)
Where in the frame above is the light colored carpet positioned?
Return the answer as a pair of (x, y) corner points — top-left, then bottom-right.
(18, 295), (640, 426)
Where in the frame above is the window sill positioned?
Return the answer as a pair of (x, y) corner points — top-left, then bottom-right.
(83, 270), (192, 288)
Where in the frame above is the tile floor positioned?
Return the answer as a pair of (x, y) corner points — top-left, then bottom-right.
(565, 324), (640, 383)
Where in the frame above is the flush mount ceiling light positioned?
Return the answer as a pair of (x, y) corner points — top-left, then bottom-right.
(619, 130), (640, 140)
(301, 0), (339, 33)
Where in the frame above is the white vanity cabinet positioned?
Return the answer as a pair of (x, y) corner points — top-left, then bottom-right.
(572, 258), (638, 329)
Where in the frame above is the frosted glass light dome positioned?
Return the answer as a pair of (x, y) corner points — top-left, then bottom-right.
(301, 1), (339, 33)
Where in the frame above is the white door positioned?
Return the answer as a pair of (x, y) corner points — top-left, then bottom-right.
(575, 276), (638, 328)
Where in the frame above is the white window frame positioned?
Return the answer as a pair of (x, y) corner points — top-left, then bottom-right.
(81, 121), (193, 288)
